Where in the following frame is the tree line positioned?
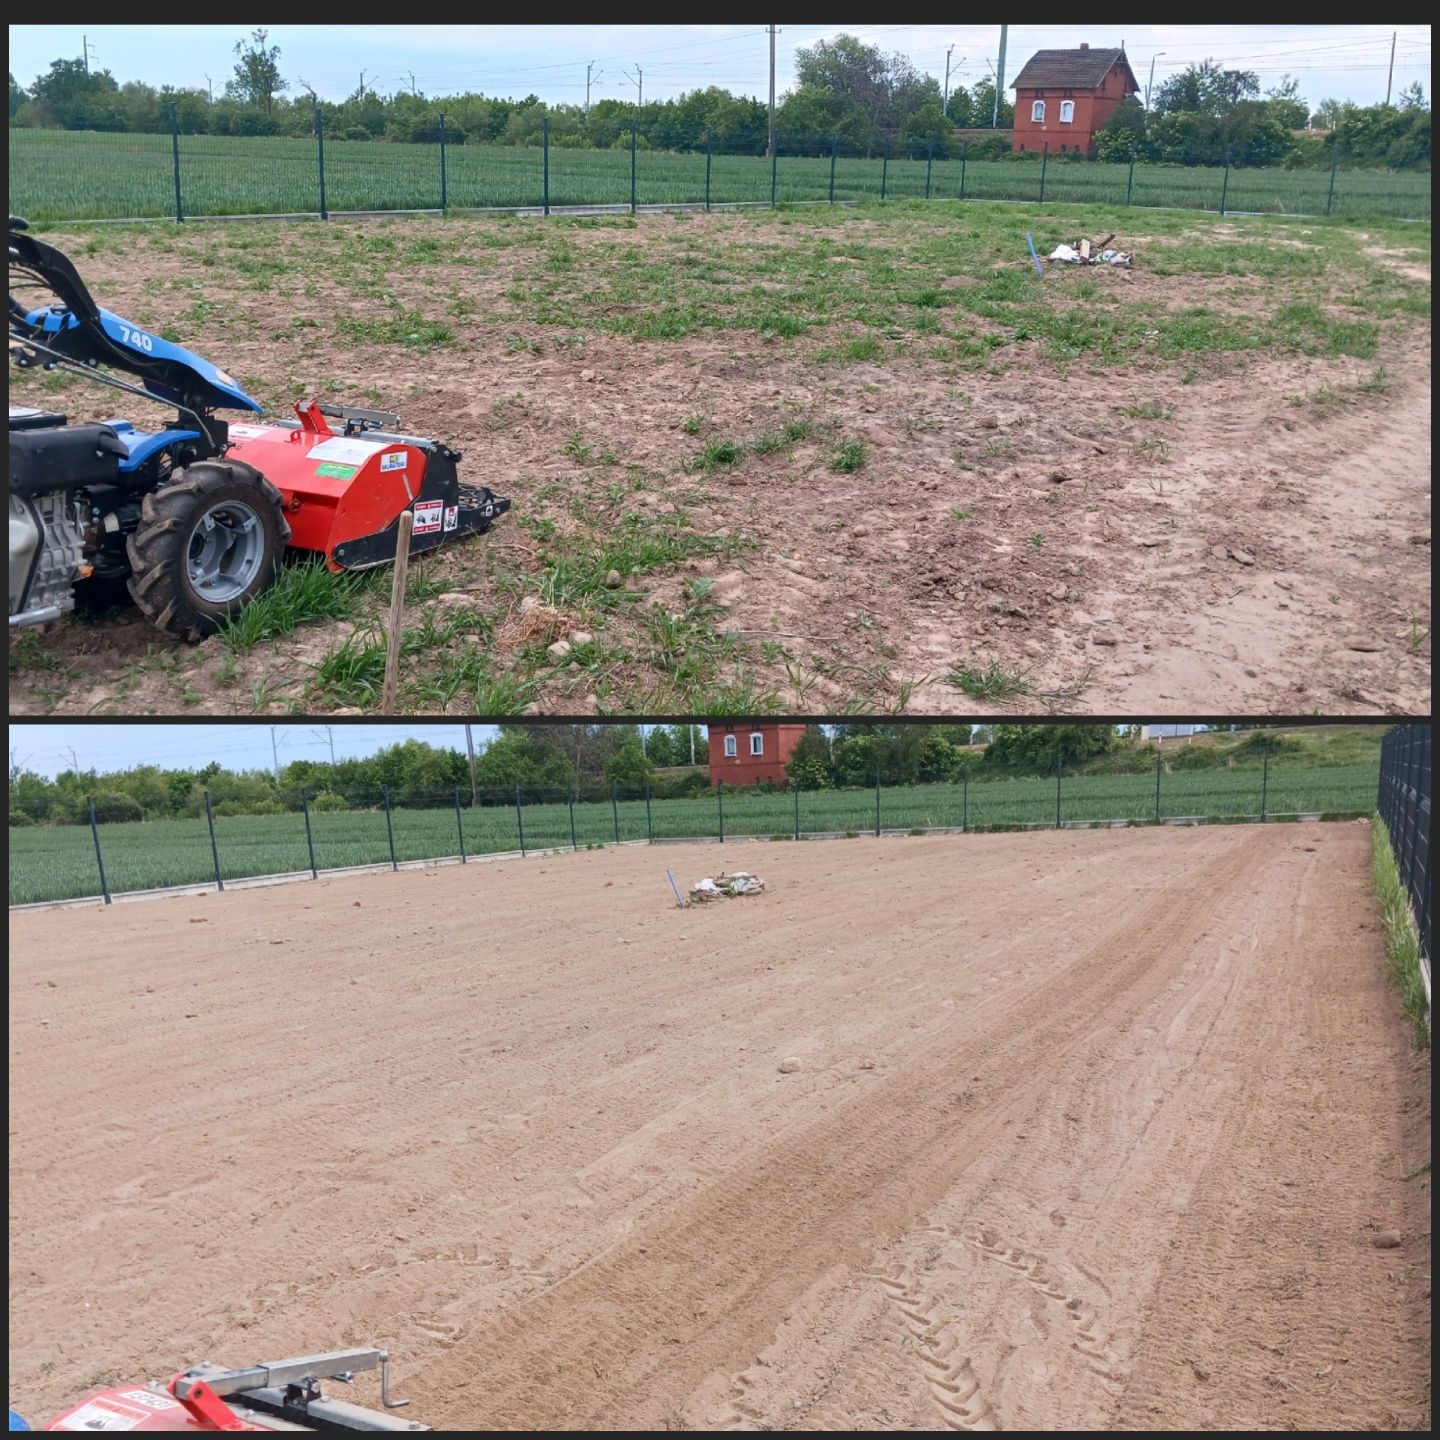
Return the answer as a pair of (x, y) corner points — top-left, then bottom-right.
(13, 32), (1423, 168)
(1094, 61), (1429, 169)
(6, 724), (1154, 827)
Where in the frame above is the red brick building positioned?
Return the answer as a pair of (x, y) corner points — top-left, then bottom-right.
(707, 724), (808, 787)
(1010, 44), (1139, 157)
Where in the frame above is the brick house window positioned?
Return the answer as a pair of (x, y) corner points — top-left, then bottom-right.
(724, 735), (737, 757)
(1031, 99), (1046, 122)
(750, 733), (764, 756)
(1060, 100), (1075, 123)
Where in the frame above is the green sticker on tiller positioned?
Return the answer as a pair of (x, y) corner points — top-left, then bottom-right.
(315, 461), (358, 479)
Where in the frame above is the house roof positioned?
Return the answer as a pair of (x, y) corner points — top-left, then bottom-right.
(1011, 47), (1138, 93)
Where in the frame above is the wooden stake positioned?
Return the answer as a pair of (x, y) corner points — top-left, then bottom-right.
(381, 509), (414, 713)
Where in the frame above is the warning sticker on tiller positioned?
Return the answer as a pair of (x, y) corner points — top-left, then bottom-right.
(413, 499), (444, 535)
(444, 505), (459, 532)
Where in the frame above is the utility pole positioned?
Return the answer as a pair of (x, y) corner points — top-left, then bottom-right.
(63, 745), (81, 776)
(465, 723), (479, 806)
(204, 75), (214, 102)
(690, 726), (696, 767)
(1145, 52), (1166, 110)
(992, 24), (1008, 128)
(358, 70), (367, 101)
(1385, 31), (1396, 105)
(312, 726), (336, 765)
(623, 66), (643, 109)
(586, 61), (603, 114)
(82, 36), (97, 74)
(943, 45), (955, 119)
(767, 24), (778, 158)
(269, 727), (286, 782)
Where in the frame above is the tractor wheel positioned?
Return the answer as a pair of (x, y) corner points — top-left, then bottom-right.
(126, 461), (290, 641)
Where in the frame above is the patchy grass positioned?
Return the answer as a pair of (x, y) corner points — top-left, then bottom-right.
(1371, 815), (1431, 1049)
(947, 660), (1031, 701)
(217, 558), (365, 653)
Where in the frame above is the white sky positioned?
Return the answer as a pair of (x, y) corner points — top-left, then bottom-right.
(8, 25), (1431, 109)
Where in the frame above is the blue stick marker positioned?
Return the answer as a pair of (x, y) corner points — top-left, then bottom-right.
(1026, 232), (1044, 277)
(666, 869), (687, 908)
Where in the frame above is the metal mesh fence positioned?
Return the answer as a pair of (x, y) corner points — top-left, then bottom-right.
(9, 121), (1430, 224)
(1377, 724), (1431, 966)
(8, 755), (1382, 907)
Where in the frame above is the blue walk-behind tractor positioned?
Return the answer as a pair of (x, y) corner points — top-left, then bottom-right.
(9, 217), (508, 640)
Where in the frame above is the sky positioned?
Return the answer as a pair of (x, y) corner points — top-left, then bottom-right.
(8, 24), (1431, 110)
(5, 724), (714, 779)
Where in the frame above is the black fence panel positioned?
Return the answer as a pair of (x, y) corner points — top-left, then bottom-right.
(1378, 724), (1431, 964)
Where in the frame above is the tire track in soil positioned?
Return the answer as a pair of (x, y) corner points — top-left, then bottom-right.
(966, 1232), (1121, 1392)
(871, 1265), (1000, 1431)
(411, 835), (1264, 1430)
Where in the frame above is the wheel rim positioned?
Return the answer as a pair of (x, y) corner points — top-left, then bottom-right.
(186, 501), (265, 602)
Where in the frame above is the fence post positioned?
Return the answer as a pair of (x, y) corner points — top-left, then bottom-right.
(611, 783), (621, 844)
(203, 788), (224, 892)
(645, 783), (653, 842)
(1155, 747), (1163, 823)
(1039, 142), (1048, 205)
(925, 140), (934, 199)
(383, 785), (397, 870)
(1219, 146), (1231, 217)
(568, 789), (578, 851)
(794, 783), (800, 840)
(315, 106), (328, 221)
(630, 125), (638, 214)
(875, 771), (882, 837)
(543, 115), (550, 216)
(829, 135), (837, 203)
(87, 797), (112, 904)
(514, 781), (526, 857)
(717, 780), (725, 843)
(959, 143), (967, 200)
(1325, 140), (1339, 217)
(1126, 148), (1136, 206)
(439, 112), (448, 211)
(302, 790), (318, 879)
(169, 103), (183, 223)
(881, 153), (888, 201)
(1260, 752), (1269, 822)
(770, 137), (778, 208)
(1055, 752), (1062, 829)
(454, 784), (467, 864)
(705, 137), (712, 211)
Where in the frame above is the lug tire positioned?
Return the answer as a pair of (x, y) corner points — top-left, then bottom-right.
(126, 461), (290, 641)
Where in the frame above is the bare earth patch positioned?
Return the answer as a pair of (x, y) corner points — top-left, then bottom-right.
(8, 206), (1430, 715)
(8, 824), (1430, 1429)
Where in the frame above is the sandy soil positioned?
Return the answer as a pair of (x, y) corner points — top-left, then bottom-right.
(7, 213), (1430, 716)
(8, 823), (1430, 1430)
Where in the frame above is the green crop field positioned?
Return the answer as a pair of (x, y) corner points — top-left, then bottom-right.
(9, 128), (1430, 224)
(8, 762), (1379, 905)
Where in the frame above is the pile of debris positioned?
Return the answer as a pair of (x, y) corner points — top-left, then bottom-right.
(1048, 232), (1133, 267)
(690, 871), (766, 901)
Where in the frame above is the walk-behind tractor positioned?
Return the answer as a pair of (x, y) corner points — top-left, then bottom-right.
(8, 217), (508, 640)
(14, 1346), (430, 1432)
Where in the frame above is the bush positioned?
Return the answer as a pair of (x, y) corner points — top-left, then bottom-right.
(90, 790), (144, 824)
(308, 791), (349, 812)
(1166, 745), (1228, 771)
(1232, 730), (1303, 760)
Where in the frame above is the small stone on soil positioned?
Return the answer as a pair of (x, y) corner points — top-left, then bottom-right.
(1345, 637), (1383, 652)
(1231, 549), (1256, 566)
(1371, 1230), (1402, 1248)
(604, 569), (622, 588)
(547, 640), (572, 660)
(778, 1057), (803, 1074)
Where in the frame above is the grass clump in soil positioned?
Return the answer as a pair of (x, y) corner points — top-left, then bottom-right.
(1370, 815), (1430, 1049)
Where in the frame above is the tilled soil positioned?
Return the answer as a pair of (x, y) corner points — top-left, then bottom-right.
(6, 211), (1430, 715)
(8, 823), (1430, 1430)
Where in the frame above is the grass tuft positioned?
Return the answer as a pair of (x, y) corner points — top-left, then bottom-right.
(1371, 815), (1430, 1048)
